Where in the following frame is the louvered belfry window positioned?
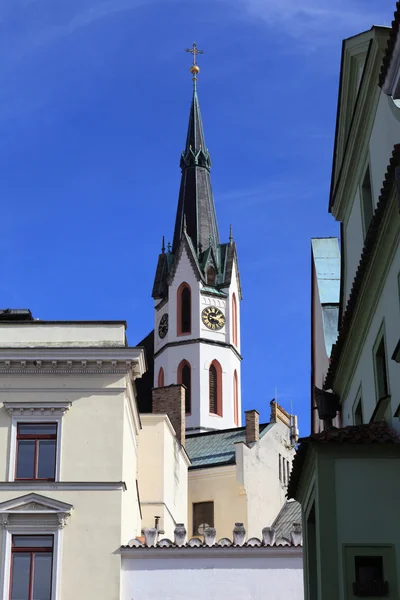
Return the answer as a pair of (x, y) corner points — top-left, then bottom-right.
(181, 286), (191, 333)
(181, 363), (191, 414)
(209, 365), (217, 414)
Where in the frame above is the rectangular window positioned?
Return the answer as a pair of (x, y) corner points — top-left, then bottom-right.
(193, 502), (214, 536)
(361, 166), (373, 237)
(353, 556), (388, 596)
(354, 396), (363, 425)
(374, 337), (389, 401)
(10, 535), (53, 600)
(286, 460), (290, 485)
(278, 454), (282, 482)
(16, 424), (57, 481)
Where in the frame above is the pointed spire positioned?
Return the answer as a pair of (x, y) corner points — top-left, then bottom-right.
(172, 45), (220, 257)
(229, 224), (233, 245)
(161, 236), (165, 254)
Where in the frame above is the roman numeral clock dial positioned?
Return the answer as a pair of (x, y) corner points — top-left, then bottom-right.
(201, 307), (225, 331)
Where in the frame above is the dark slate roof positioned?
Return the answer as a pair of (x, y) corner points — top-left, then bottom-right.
(172, 87), (219, 257)
(185, 423), (271, 469)
(288, 422), (400, 499)
(325, 144), (400, 389)
(0, 309), (33, 321)
(135, 330), (154, 413)
(272, 500), (302, 541)
(379, 2), (400, 87)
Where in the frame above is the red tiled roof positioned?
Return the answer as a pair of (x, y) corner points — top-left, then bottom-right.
(379, 2), (400, 88)
(309, 422), (400, 445)
(288, 422), (400, 499)
(325, 144), (400, 390)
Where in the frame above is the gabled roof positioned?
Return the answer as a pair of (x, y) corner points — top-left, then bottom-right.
(379, 1), (400, 88)
(186, 423), (271, 469)
(272, 500), (302, 541)
(325, 144), (400, 389)
(329, 26), (390, 213)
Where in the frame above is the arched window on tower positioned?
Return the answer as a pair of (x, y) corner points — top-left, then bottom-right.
(178, 360), (191, 414)
(157, 367), (164, 388)
(206, 266), (216, 286)
(232, 293), (238, 347)
(209, 360), (222, 416)
(177, 283), (191, 335)
(233, 370), (239, 426)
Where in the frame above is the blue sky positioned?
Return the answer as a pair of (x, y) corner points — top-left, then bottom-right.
(0, 0), (395, 434)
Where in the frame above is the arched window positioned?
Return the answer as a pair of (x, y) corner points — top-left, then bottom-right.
(206, 267), (216, 286)
(232, 293), (238, 347)
(234, 370), (239, 426)
(177, 283), (191, 335)
(209, 360), (222, 416)
(157, 367), (164, 388)
(178, 360), (191, 414)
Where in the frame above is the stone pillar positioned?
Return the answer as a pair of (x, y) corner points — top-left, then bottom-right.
(245, 409), (259, 444)
(152, 384), (185, 446)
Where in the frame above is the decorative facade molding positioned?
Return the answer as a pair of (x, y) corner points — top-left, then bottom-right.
(4, 401), (71, 417)
(0, 493), (73, 530)
(0, 481), (127, 491)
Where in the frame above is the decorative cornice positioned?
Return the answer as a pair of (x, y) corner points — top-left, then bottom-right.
(0, 493), (73, 530)
(4, 402), (71, 417)
(0, 481), (127, 491)
(154, 337), (242, 361)
(0, 347), (146, 377)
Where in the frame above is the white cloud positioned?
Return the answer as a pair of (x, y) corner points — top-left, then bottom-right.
(234, 0), (393, 45)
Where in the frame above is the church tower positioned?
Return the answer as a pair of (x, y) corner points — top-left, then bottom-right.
(152, 45), (242, 432)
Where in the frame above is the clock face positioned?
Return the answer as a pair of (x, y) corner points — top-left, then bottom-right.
(158, 314), (169, 339)
(202, 306), (225, 331)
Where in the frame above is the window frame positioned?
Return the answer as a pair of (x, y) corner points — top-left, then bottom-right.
(10, 534), (54, 600)
(233, 370), (239, 426)
(232, 293), (238, 347)
(177, 360), (192, 415)
(1, 526), (64, 600)
(157, 367), (165, 388)
(8, 415), (64, 483)
(15, 423), (58, 482)
(352, 384), (364, 425)
(192, 501), (214, 536)
(177, 282), (192, 336)
(359, 162), (374, 239)
(209, 360), (222, 417)
(372, 322), (390, 404)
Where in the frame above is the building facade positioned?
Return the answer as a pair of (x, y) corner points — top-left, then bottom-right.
(290, 13), (400, 600)
(0, 55), (303, 599)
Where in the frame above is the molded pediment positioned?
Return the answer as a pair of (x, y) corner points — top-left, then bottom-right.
(0, 493), (73, 514)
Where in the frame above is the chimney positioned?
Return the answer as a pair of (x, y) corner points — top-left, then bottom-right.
(245, 409), (259, 444)
(152, 384), (185, 446)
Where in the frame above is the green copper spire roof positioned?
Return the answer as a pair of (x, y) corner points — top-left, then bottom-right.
(172, 53), (220, 257)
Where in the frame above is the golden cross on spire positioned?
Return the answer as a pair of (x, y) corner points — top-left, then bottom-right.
(185, 42), (203, 84)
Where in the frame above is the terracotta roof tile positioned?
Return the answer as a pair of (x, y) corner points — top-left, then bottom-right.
(379, 2), (400, 88)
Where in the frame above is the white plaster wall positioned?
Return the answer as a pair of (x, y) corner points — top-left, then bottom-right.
(369, 94), (400, 207)
(0, 374), (128, 482)
(188, 466), (247, 539)
(0, 323), (126, 347)
(341, 246), (400, 428)
(138, 415), (188, 538)
(343, 187), (364, 305)
(241, 421), (295, 536)
(121, 552), (304, 600)
(121, 395), (141, 542)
